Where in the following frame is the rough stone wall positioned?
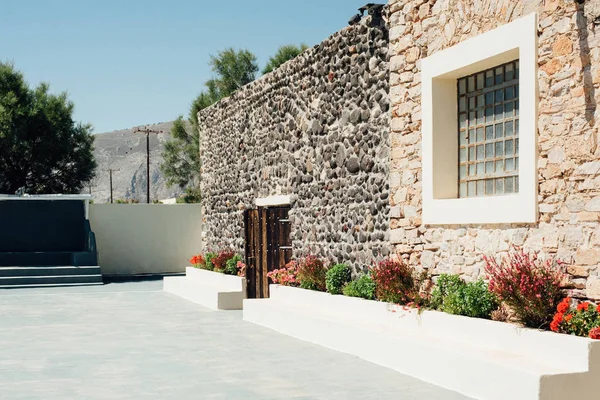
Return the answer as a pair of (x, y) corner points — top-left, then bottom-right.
(388, 0), (600, 299)
(199, 19), (390, 271)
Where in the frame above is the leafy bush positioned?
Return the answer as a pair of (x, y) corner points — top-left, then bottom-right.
(267, 260), (299, 286)
(224, 254), (242, 276)
(326, 264), (352, 294)
(297, 256), (327, 291)
(343, 275), (376, 300)
(551, 298), (600, 338)
(431, 274), (498, 319)
(430, 274), (464, 310)
(213, 250), (236, 273)
(204, 252), (217, 271)
(370, 258), (416, 304)
(188, 254), (205, 269)
(485, 248), (565, 329)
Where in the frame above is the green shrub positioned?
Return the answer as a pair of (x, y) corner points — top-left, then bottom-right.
(343, 275), (376, 300)
(431, 274), (498, 319)
(326, 264), (352, 294)
(225, 255), (242, 276)
(204, 252), (217, 271)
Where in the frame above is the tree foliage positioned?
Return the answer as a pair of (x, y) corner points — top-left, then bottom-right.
(0, 62), (96, 194)
(262, 44), (308, 75)
(161, 48), (258, 198)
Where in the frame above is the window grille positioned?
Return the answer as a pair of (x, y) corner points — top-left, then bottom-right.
(457, 60), (519, 198)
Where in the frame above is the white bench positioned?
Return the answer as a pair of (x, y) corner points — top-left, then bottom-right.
(244, 284), (600, 400)
(164, 267), (246, 310)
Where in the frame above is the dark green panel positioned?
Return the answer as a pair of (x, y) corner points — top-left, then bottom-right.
(0, 200), (85, 252)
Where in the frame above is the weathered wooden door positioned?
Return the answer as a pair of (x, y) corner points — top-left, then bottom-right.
(244, 206), (292, 298)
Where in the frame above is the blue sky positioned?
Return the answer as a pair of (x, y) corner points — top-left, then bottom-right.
(1, 0), (367, 133)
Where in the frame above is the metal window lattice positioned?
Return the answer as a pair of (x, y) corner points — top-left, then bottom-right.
(458, 60), (520, 198)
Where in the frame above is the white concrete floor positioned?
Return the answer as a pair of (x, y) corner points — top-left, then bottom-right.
(0, 280), (472, 399)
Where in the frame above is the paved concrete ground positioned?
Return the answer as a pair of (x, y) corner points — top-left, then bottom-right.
(0, 281), (472, 400)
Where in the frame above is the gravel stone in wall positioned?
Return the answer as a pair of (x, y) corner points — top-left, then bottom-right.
(199, 18), (390, 272)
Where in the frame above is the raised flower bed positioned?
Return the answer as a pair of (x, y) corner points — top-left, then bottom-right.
(244, 284), (600, 400)
(163, 252), (246, 310)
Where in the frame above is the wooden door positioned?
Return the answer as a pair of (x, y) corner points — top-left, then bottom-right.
(244, 206), (291, 298)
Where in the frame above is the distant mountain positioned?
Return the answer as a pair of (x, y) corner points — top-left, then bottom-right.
(91, 121), (183, 203)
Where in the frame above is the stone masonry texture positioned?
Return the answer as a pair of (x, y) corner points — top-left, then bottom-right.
(199, 18), (390, 272)
(388, 0), (600, 299)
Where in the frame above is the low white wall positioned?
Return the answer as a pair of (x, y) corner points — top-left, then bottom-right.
(89, 204), (202, 276)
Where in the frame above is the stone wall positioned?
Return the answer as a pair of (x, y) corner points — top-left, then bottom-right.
(199, 19), (390, 271)
(388, 0), (600, 299)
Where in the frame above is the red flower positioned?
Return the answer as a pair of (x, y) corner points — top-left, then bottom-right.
(589, 327), (600, 340)
(550, 312), (563, 332)
(557, 298), (571, 314)
(597, 304), (600, 314)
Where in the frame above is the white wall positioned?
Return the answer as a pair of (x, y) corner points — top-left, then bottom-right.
(89, 204), (202, 276)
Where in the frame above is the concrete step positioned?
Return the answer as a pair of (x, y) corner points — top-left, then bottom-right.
(0, 274), (103, 287)
(0, 266), (101, 277)
(164, 273), (246, 310)
(0, 252), (73, 266)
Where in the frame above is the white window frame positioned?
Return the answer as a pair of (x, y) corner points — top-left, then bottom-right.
(421, 13), (539, 225)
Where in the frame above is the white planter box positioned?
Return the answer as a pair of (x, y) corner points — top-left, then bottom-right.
(164, 267), (246, 310)
(243, 284), (600, 400)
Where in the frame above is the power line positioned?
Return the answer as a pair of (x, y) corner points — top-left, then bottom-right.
(103, 169), (120, 204)
(133, 126), (163, 203)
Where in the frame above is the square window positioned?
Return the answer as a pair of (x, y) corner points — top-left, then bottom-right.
(495, 67), (504, 84)
(477, 163), (484, 174)
(505, 63), (514, 81)
(506, 158), (515, 171)
(468, 181), (476, 195)
(495, 141), (504, 157)
(423, 13), (536, 224)
(459, 79), (467, 95)
(485, 125), (494, 140)
(495, 178), (504, 193)
(469, 97), (476, 110)
(506, 86), (515, 100)
(495, 105), (504, 120)
(477, 180), (485, 196)
(495, 123), (504, 138)
(485, 143), (494, 158)
(495, 89), (504, 102)
(456, 60), (520, 199)
(477, 127), (484, 142)
(459, 97), (467, 112)
(477, 73), (484, 90)
(485, 179), (494, 195)
(505, 177), (514, 193)
(506, 121), (514, 137)
(468, 76), (475, 92)
(485, 70), (494, 87)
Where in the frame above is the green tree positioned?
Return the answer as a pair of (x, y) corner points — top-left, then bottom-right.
(262, 44), (308, 75)
(0, 62), (96, 194)
(161, 48), (258, 199)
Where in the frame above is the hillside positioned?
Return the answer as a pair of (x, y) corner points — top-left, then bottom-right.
(91, 121), (183, 203)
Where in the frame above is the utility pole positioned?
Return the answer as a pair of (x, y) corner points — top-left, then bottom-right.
(133, 126), (163, 204)
(103, 169), (120, 204)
